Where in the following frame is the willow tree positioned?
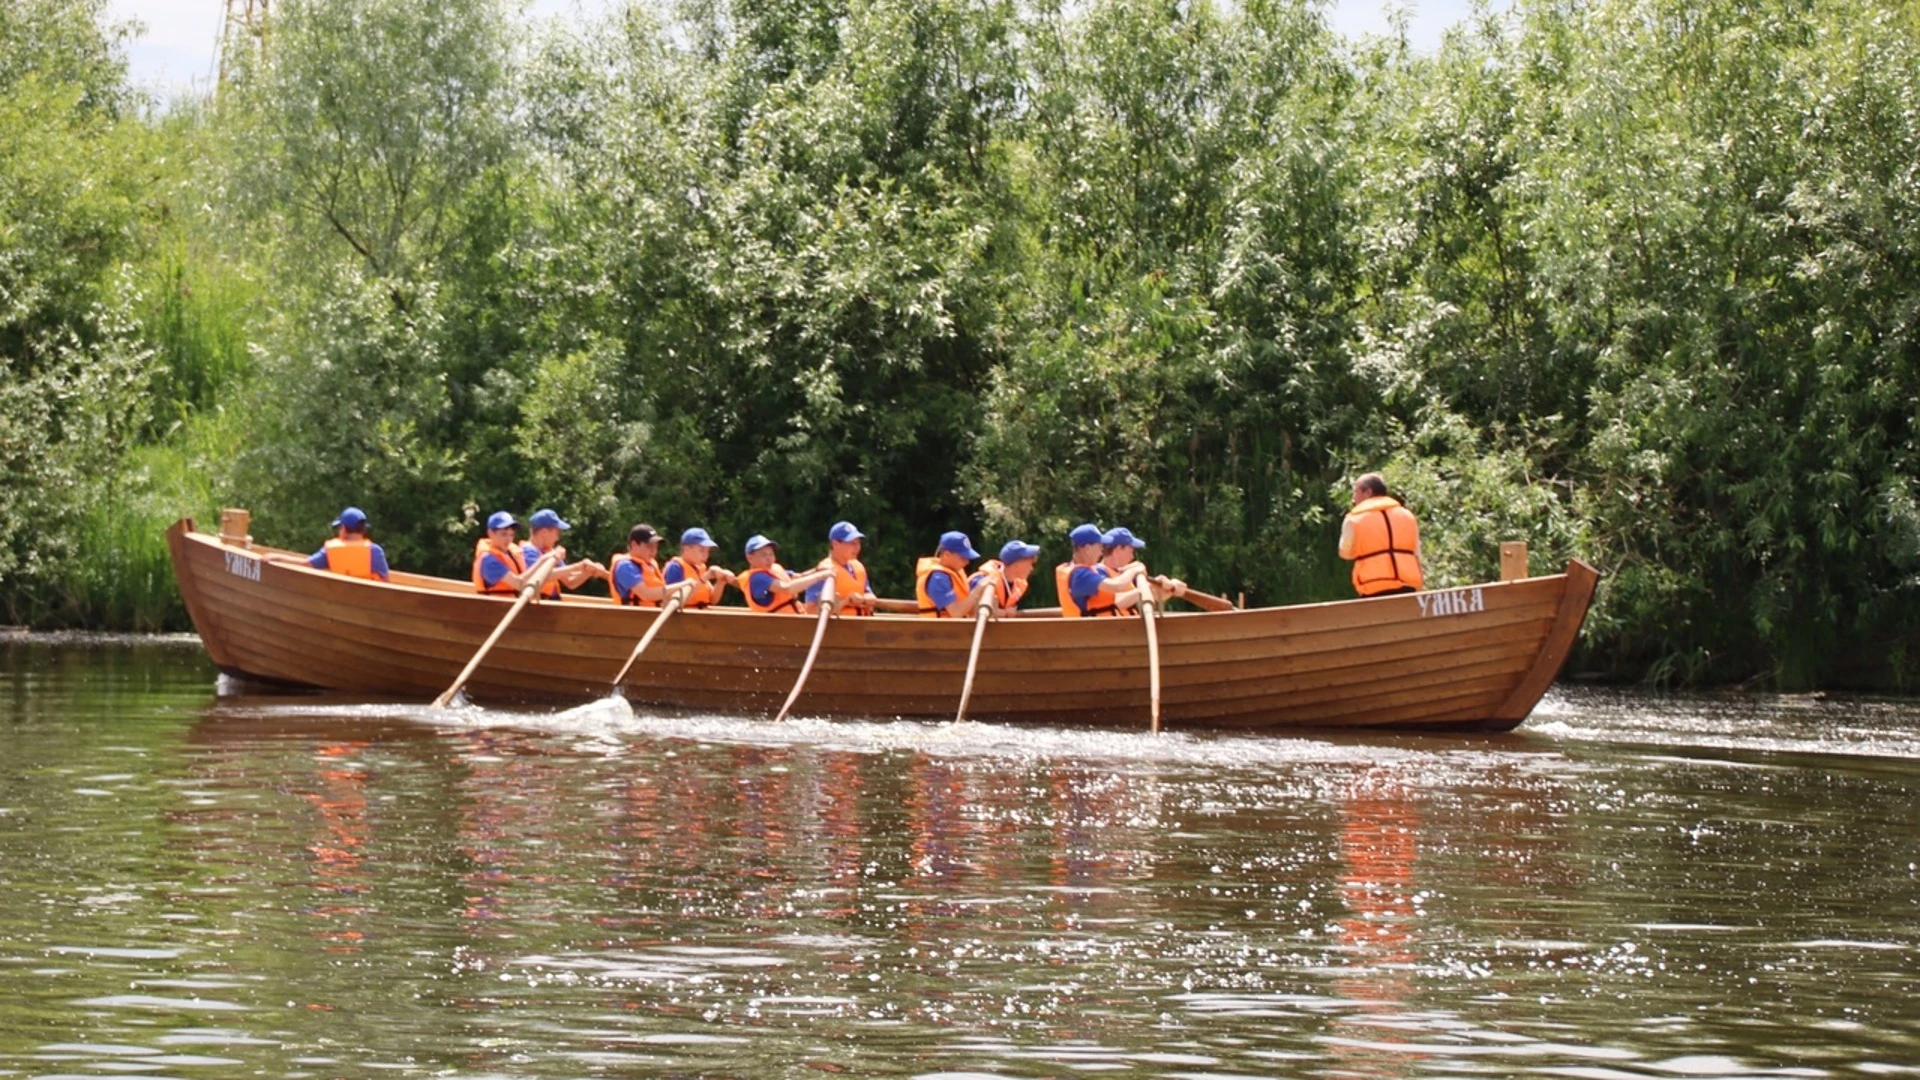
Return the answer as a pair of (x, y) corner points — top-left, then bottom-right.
(216, 0), (515, 568)
(969, 0), (1361, 604)
(493, 0), (1027, 586)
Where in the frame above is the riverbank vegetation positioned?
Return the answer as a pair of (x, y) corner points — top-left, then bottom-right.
(2, 0), (1916, 688)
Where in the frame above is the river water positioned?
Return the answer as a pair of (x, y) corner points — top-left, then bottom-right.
(1, 637), (1916, 1079)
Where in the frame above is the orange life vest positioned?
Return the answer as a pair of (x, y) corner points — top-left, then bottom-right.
(1071, 562), (1122, 617)
(1055, 562), (1079, 618)
(608, 553), (664, 607)
(1343, 495), (1424, 596)
(914, 556), (968, 618)
(822, 557), (872, 616)
(471, 537), (527, 595)
(743, 563), (802, 614)
(524, 543), (564, 600)
(322, 537), (379, 580)
(665, 555), (717, 609)
(972, 560), (1029, 611)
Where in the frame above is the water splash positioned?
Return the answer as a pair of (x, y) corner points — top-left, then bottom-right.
(223, 694), (1557, 776)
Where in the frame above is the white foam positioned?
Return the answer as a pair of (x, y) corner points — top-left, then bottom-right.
(236, 696), (1559, 777)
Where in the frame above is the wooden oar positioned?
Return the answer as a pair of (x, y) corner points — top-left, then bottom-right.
(431, 550), (561, 708)
(953, 600), (994, 723)
(773, 577), (836, 722)
(1132, 572), (1163, 734)
(607, 581), (696, 695)
(1173, 586), (1237, 613)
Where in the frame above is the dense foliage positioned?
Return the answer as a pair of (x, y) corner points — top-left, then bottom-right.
(2, 0), (1916, 687)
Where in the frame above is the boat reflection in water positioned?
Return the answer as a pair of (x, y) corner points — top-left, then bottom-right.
(11, 643), (1909, 1078)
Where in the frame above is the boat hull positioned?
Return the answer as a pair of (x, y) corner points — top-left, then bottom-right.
(166, 519), (1596, 731)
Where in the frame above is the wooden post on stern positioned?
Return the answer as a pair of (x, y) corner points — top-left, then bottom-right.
(219, 508), (252, 548)
(1500, 541), (1530, 582)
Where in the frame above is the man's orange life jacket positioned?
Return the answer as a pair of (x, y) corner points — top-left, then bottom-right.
(665, 556), (717, 608)
(472, 538), (528, 595)
(914, 556), (968, 618)
(1342, 495), (1424, 596)
(823, 557), (872, 616)
(323, 537), (379, 580)
(743, 563), (802, 614)
(608, 553), (664, 607)
(972, 560), (1029, 611)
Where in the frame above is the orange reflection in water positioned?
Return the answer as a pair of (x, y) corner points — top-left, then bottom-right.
(1328, 766), (1424, 1078)
(300, 740), (372, 952)
(453, 730), (569, 928)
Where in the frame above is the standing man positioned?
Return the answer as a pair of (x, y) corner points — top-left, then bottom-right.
(740, 535), (833, 614)
(662, 527), (737, 609)
(804, 521), (877, 616)
(472, 511), (533, 595)
(1339, 472), (1423, 596)
(915, 531), (990, 618)
(971, 540), (1040, 617)
(1055, 523), (1103, 617)
(609, 523), (668, 607)
(308, 507), (390, 581)
(521, 508), (610, 601)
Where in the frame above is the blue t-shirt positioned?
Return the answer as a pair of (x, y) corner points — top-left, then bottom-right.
(662, 559), (691, 586)
(925, 567), (960, 613)
(477, 552), (513, 588)
(524, 543), (565, 570)
(803, 564), (873, 604)
(308, 543), (390, 579)
(612, 559), (649, 602)
(747, 569), (780, 609)
(1068, 564), (1111, 615)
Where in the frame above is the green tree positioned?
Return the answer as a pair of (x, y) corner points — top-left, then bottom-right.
(0, 0), (165, 621)
(970, 0), (1360, 604)
(225, 0), (512, 291)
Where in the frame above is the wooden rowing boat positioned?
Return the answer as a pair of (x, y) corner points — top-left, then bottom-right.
(165, 517), (1597, 732)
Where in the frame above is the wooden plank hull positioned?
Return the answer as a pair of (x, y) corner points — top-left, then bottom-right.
(166, 519), (1597, 732)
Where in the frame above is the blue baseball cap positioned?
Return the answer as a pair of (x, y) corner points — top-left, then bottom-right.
(1068, 523), (1103, 547)
(828, 521), (865, 543)
(527, 508), (570, 531)
(1101, 526), (1145, 550)
(681, 527), (717, 548)
(486, 511), (518, 531)
(937, 531), (980, 560)
(998, 539), (1041, 564)
(331, 506), (367, 529)
(744, 534), (777, 556)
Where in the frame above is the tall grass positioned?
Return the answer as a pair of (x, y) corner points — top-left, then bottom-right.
(16, 240), (258, 632)
(140, 231), (258, 429)
(43, 435), (227, 631)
